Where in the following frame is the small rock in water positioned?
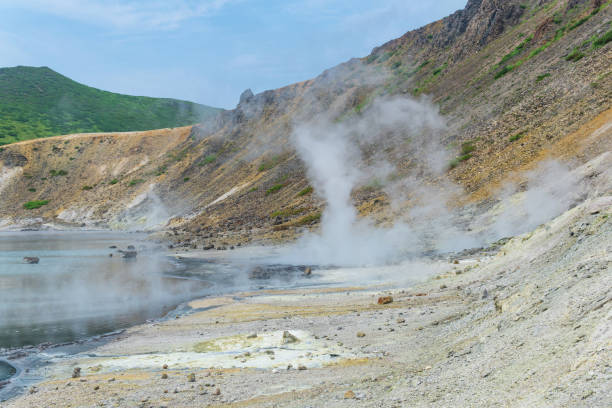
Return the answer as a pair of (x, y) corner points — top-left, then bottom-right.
(161, 373), (168, 379)
(304, 267), (312, 277)
(298, 365), (307, 370)
(356, 332), (366, 338)
(162, 364), (168, 369)
(482, 289), (489, 299)
(377, 296), (393, 305)
(23, 257), (39, 264)
(72, 367), (81, 378)
(187, 373), (196, 382)
(397, 318), (405, 324)
(246, 333), (257, 339)
(213, 387), (221, 396)
(281, 331), (299, 344)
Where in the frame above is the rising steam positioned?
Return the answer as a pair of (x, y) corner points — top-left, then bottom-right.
(280, 95), (589, 267)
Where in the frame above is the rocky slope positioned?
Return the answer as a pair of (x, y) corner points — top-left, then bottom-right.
(0, 0), (610, 248)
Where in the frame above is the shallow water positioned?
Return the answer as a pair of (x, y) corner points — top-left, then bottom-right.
(0, 361), (16, 382)
(0, 231), (213, 349)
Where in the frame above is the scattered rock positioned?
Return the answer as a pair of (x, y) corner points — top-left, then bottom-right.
(304, 267), (312, 276)
(297, 364), (307, 370)
(377, 296), (393, 305)
(344, 390), (356, 399)
(281, 330), (299, 344)
(161, 373), (168, 379)
(93, 385), (99, 391)
(213, 387), (221, 396)
(23, 257), (39, 264)
(187, 373), (196, 382)
(246, 333), (257, 339)
(72, 367), (81, 378)
(356, 332), (366, 338)
(397, 318), (405, 324)
(162, 364), (168, 369)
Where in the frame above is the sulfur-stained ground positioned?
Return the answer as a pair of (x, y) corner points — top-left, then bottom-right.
(4, 194), (611, 408)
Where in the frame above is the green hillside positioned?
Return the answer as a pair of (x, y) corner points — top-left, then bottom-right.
(0, 66), (222, 145)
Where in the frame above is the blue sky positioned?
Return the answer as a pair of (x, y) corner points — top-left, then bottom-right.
(1, 0), (466, 108)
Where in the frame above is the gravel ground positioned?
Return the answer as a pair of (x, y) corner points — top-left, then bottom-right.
(3, 194), (611, 408)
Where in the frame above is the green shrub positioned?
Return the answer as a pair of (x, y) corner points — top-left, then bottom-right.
(28, 188), (36, 192)
(23, 200), (49, 210)
(270, 207), (305, 218)
(155, 165), (167, 176)
(49, 169), (67, 177)
(569, 16), (590, 31)
(509, 132), (525, 142)
(461, 141), (475, 155)
(391, 61), (402, 69)
(258, 156), (282, 172)
(536, 73), (551, 82)
(201, 154), (217, 164)
(297, 186), (313, 197)
(565, 47), (585, 61)
(494, 65), (513, 79)
(449, 154), (473, 169)
(109, 178), (119, 185)
(265, 184), (284, 195)
(183, 177), (190, 182)
(128, 179), (144, 186)
(82, 185), (93, 190)
(592, 29), (612, 48)
(295, 212), (322, 226)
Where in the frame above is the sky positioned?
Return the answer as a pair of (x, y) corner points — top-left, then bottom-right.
(1, 0), (467, 109)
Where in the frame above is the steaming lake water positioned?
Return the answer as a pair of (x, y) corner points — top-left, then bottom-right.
(0, 231), (216, 349)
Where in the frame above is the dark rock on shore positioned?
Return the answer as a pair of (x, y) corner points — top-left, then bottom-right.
(23, 257), (39, 264)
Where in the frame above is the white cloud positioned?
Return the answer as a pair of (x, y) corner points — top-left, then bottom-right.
(2, 0), (237, 31)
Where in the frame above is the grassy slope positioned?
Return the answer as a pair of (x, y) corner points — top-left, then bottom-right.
(0, 66), (221, 145)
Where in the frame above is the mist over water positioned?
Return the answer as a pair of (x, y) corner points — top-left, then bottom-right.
(0, 232), (209, 348)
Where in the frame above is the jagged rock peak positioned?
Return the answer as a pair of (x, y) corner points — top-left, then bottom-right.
(239, 88), (254, 105)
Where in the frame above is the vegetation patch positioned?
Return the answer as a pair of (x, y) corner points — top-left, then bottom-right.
(81, 185), (93, 190)
(155, 165), (167, 176)
(536, 73), (551, 82)
(0, 66), (221, 144)
(28, 188), (36, 192)
(449, 141), (476, 169)
(509, 132), (525, 142)
(270, 207), (306, 218)
(183, 177), (190, 182)
(258, 155), (282, 172)
(265, 183), (284, 195)
(297, 186), (313, 197)
(109, 178), (119, 185)
(23, 200), (49, 210)
(49, 169), (67, 177)
(565, 47), (585, 61)
(128, 179), (144, 186)
(294, 212), (322, 226)
(200, 154), (217, 165)
(592, 29), (612, 48)
(497, 35), (533, 67)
